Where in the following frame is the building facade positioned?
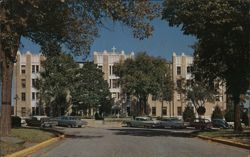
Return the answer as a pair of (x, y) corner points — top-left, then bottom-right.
(13, 51), (45, 117)
(172, 52), (227, 119)
(93, 49), (134, 113)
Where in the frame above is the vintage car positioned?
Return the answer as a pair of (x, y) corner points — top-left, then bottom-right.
(126, 116), (160, 128)
(190, 118), (213, 130)
(160, 117), (187, 129)
(57, 116), (87, 128)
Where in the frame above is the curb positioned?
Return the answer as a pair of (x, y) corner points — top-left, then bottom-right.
(5, 135), (65, 157)
(196, 135), (250, 150)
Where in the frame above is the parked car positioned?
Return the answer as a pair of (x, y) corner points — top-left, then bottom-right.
(58, 116), (87, 128)
(126, 116), (160, 128)
(212, 119), (230, 129)
(160, 117), (187, 129)
(41, 117), (59, 128)
(26, 116), (48, 127)
(190, 118), (212, 130)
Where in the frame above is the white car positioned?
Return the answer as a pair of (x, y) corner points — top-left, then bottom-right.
(127, 116), (161, 128)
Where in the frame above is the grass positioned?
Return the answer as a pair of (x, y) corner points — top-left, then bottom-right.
(0, 128), (56, 156)
(197, 129), (250, 145)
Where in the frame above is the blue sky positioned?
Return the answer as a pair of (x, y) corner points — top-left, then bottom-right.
(19, 18), (196, 61)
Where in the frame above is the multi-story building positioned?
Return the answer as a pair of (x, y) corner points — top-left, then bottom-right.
(172, 52), (227, 119)
(93, 48), (134, 104)
(13, 51), (45, 117)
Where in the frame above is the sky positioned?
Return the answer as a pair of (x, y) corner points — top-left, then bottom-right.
(19, 18), (196, 62)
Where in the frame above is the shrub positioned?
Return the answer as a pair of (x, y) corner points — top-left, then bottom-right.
(182, 106), (195, 122)
(241, 111), (249, 126)
(211, 105), (223, 120)
(95, 113), (104, 120)
(197, 106), (206, 115)
(224, 109), (234, 122)
(11, 116), (21, 128)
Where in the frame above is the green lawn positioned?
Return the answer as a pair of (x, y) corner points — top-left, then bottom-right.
(0, 128), (56, 156)
(197, 129), (250, 145)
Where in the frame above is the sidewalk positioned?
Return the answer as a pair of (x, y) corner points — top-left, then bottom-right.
(194, 129), (250, 149)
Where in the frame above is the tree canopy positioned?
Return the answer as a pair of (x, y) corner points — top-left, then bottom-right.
(0, 0), (159, 134)
(162, 0), (250, 131)
(113, 53), (173, 115)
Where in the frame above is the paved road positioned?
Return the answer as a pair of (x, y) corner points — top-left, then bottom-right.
(29, 127), (249, 157)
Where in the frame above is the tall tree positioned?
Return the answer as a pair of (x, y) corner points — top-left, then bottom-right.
(0, 0), (159, 134)
(162, 0), (250, 131)
(71, 62), (111, 116)
(38, 53), (78, 117)
(114, 53), (173, 116)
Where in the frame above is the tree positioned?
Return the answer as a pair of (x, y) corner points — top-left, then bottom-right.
(211, 105), (223, 120)
(113, 53), (173, 115)
(71, 62), (111, 117)
(38, 53), (78, 117)
(0, 0), (159, 135)
(162, 0), (250, 131)
(182, 105), (195, 122)
(186, 81), (216, 117)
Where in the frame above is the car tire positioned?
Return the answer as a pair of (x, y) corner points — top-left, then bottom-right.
(127, 123), (131, 127)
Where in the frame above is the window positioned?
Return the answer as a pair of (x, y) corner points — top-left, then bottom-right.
(177, 80), (182, 88)
(21, 65), (26, 74)
(177, 107), (182, 116)
(152, 95), (157, 101)
(21, 107), (26, 117)
(32, 92), (35, 100)
(162, 107), (167, 116)
(36, 65), (39, 73)
(152, 107), (156, 116)
(117, 93), (120, 99)
(187, 66), (192, 74)
(32, 65), (35, 73)
(186, 79), (192, 87)
(32, 79), (37, 87)
(36, 92), (39, 100)
(177, 66), (181, 75)
(21, 92), (26, 101)
(21, 79), (26, 88)
(32, 107), (36, 115)
(111, 92), (116, 98)
(112, 79), (119, 88)
(216, 95), (221, 101)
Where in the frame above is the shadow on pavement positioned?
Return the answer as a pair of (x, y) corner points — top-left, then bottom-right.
(108, 128), (194, 138)
(64, 134), (104, 139)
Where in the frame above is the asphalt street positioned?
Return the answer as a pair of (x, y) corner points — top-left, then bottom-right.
(29, 127), (249, 157)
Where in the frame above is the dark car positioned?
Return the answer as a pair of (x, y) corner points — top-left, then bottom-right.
(212, 119), (229, 129)
(190, 118), (212, 130)
(26, 116), (48, 127)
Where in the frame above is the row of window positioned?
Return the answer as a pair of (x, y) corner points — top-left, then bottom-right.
(20, 92), (39, 101)
(21, 79), (38, 88)
(176, 66), (192, 75)
(151, 107), (167, 116)
(20, 65), (39, 74)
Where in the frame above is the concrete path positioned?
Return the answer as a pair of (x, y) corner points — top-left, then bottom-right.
(29, 127), (250, 157)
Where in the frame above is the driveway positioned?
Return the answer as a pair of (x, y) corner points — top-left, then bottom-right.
(29, 127), (249, 157)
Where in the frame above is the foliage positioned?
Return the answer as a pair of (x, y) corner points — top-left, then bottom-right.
(38, 53), (78, 116)
(186, 81), (216, 115)
(0, 0), (159, 135)
(11, 116), (21, 128)
(241, 111), (249, 126)
(71, 62), (111, 115)
(182, 106), (195, 122)
(113, 53), (173, 115)
(162, 0), (250, 131)
(211, 105), (223, 120)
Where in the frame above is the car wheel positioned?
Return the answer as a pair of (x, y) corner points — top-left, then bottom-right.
(127, 123), (131, 127)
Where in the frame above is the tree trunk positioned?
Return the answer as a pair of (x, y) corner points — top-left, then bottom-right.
(0, 60), (14, 135)
(233, 96), (242, 131)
